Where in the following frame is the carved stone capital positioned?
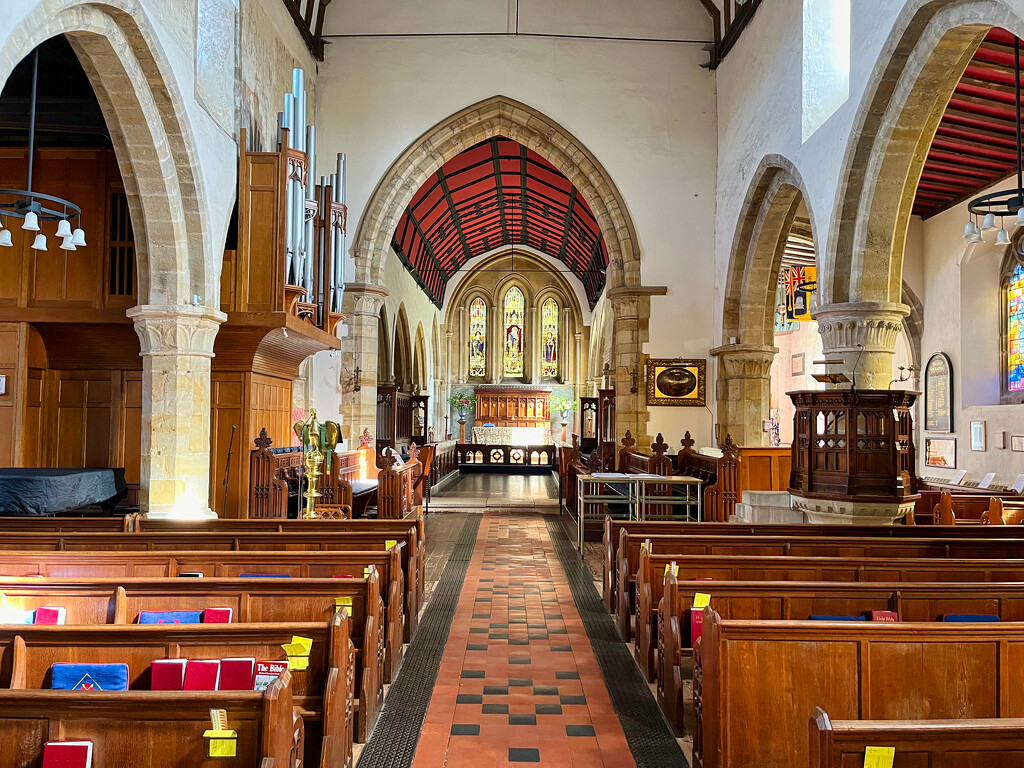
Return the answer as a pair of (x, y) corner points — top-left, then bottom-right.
(710, 343), (777, 379)
(606, 285), (667, 317)
(813, 302), (909, 354)
(127, 304), (226, 358)
(341, 282), (389, 318)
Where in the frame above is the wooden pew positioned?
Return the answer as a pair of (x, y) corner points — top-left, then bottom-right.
(377, 448), (420, 519)
(693, 613), (1024, 768)
(617, 529), (1024, 640)
(809, 708), (1024, 768)
(0, 548), (404, 685)
(630, 547), (1024, 681)
(0, 575), (384, 742)
(3, 615), (354, 767)
(249, 430), (305, 519)
(0, 669), (300, 767)
(601, 516), (1024, 612)
(657, 575), (1024, 734)
(986, 497), (1024, 525)
(677, 432), (741, 523)
(0, 529), (419, 641)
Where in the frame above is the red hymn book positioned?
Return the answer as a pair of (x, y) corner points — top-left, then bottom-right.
(41, 741), (93, 768)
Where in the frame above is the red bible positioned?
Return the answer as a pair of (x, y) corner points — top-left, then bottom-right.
(41, 741), (93, 768)
(685, 609), (704, 646)
(868, 610), (898, 622)
(220, 658), (256, 690)
(34, 606), (67, 625)
(183, 659), (221, 691)
(202, 607), (233, 623)
(150, 659), (187, 690)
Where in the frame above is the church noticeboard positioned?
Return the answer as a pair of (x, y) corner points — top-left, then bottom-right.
(924, 352), (953, 433)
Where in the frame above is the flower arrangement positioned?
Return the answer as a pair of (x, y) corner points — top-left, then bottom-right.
(447, 393), (476, 415)
(551, 396), (578, 415)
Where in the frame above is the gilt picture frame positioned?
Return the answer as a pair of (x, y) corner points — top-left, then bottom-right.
(646, 358), (706, 407)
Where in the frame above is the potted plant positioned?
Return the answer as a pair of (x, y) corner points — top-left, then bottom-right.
(551, 396), (577, 420)
(447, 393), (476, 419)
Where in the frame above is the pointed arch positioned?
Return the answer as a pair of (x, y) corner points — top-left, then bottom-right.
(352, 96), (641, 293)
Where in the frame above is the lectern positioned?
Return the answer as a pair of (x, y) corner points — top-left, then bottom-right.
(788, 389), (919, 524)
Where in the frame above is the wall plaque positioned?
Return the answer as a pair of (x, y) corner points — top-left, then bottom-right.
(924, 352), (953, 432)
(646, 358), (706, 407)
(924, 437), (956, 469)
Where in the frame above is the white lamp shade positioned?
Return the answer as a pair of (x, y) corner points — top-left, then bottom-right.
(0, 229), (12, 247)
(982, 212), (997, 230)
(22, 212), (39, 231)
(55, 219), (72, 238)
(30, 233), (47, 251)
(997, 228), (1011, 245)
(59, 235), (76, 251)
(70, 228), (86, 247)
(970, 230), (983, 243)
(1016, 208), (1024, 226)
(963, 221), (978, 239)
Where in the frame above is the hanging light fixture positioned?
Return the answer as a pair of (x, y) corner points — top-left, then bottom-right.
(0, 48), (86, 250)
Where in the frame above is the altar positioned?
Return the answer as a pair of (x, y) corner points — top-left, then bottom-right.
(472, 425), (550, 446)
(458, 385), (557, 473)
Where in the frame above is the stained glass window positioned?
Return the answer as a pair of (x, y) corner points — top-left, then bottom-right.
(469, 297), (487, 377)
(503, 286), (525, 377)
(1009, 262), (1024, 392)
(541, 298), (559, 378)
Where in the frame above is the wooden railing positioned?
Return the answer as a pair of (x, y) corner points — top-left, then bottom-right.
(376, 385), (413, 451)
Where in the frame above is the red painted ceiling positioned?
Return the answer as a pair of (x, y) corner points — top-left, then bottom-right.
(915, 28), (1024, 219)
(392, 137), (609, 307)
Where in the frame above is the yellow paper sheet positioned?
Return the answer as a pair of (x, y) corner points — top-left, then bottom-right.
(204, 729), (238, 758)
(385, 539), (397, 549)
(863, 746), (895, 768)
(693, 593), (711, 609)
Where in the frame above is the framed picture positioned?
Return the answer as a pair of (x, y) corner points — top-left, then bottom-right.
(970, 420), (986, 452)
(1012, 435), (1024, 452)
(646, 358), (706, 407)
(925, 437), (956, 468)
(924, 352), (953, 432)
(791, 353), (805, 376)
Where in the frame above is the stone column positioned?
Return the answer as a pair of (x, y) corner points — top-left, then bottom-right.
(489, 304), (500, 383)
(340, 283), (388, 446)
(573, 331), (583, 397)
(457, 306), (467, 384)
(526, 303), (537, 383)
(709, 343), (777, 447)
(607, 286), (665, 447)
(814, 302), (910, 390)
(127, 304), (226, 518)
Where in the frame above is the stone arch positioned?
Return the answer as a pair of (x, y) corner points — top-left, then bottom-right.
(714, 155), (819, 445)
(827, 0), (1024, 307)
(0, 1), (213, 306)
(352, 95), (641, 293)
(393, 304), (414, 391)
(413, 322), (427, 394)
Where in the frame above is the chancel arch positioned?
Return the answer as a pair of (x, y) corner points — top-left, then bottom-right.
(346, 95), (658, 446)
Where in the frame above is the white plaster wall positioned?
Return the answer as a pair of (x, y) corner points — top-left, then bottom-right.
(317, 0), (719, 446)
(918, 197), (1024, 485)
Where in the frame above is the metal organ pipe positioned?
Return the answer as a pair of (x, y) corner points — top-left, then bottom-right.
(304, 124), (316, 294)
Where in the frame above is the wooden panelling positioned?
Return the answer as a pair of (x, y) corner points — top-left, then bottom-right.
(0, 149), (115, 310)
(0, 324), (19, 466)
(237, 154), (284, 312)
(52, 370), (117, 469)
(211, 371), (293, 518)
(737, 446), (792, 498)
(119, 372), (142, 484)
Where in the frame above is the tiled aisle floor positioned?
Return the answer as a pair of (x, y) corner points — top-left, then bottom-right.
(412, 513), (635, 767)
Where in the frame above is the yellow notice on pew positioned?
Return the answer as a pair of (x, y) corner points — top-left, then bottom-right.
(335, 596), (353, 614)
(863, 746), (895, 768)
(385, 539), (397, 549)
(282, 635), (313, 670)
(204, 730), (238, 757)
(663, 563), (678, 578)
(693, 593), (711, 609)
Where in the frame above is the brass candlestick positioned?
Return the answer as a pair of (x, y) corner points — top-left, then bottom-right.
(294, 408), (340, 520)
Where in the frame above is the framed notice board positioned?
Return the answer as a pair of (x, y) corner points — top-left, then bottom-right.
(924, 352), (953, 433)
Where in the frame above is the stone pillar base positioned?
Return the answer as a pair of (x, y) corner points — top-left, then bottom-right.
(790, 494), (915, 525)
(733, 491), (802, 524)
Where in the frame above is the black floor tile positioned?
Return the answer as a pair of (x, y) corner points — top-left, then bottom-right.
(451, 724), (481, 735)
(565, 725), (596, 737)
(508, 748), (540, 763)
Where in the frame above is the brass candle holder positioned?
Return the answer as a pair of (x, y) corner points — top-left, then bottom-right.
(293, 408), (340, 520)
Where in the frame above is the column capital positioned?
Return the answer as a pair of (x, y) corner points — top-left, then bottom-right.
(813, 301), (909, 353)
(127, 304), (226, 358)
(341, 282), (389, 317)
(606, 285), (667, 316)
(709, 343), (777, 378)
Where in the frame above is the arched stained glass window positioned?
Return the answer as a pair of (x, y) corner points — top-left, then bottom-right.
(469, 298), (487, 377)
(541, 298), (559, 378)
(1009, 262), (1024, 392)
(503, 286), (525, 377)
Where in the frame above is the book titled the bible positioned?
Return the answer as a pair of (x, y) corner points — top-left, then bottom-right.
(41, 741), (93, 768)
(220, 658), (256, 690)
(183, 659), (221, 691)
(868, 611), (898, 622)
(254, 661), (288, 691)
(34, 606), (67, 625)
(203, 607), (233, 623)
(685, 609), (703, 647)
(150, 659), (187, 690)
